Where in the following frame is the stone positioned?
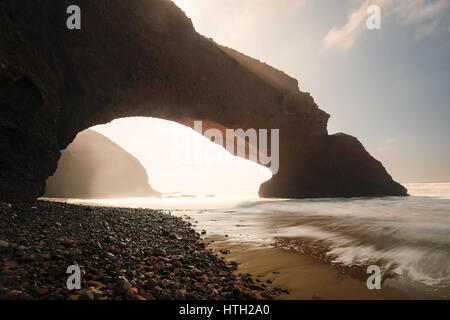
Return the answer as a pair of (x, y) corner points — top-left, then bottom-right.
(0, 202), (12, 210)
(153, 248), (166, 257)
(0, 0), (407, 202)
(37, 253), (51, 260)
(79, 290), (95, 300)
(161, 279), (170, 288)
(86, 280), (106, 289)
(47, 267), (64, 278)
(58, 238), (76, 247)
(16, 245), (29, 251)
(0, 240), (9, 252)
(19, 254), (35, 262)
(105, 252), (117, 261)
(33, 287), (49, 296)
(144, 278), (158, 289)
(3, 259), (17, 269)
(114, 278), (132, 294)
(6, 290), (22, 299)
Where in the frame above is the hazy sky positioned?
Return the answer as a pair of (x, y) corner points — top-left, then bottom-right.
(92, 118), (272, 195)
(171, 0), (450, 183)
(93, 1), (450, 195)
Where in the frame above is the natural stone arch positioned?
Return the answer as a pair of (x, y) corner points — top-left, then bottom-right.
(0, 0), (406, 201)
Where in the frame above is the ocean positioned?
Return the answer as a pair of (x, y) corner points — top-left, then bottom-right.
(56, 182), (450, 299)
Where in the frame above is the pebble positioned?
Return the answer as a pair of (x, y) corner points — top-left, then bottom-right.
(0, 202), (12, 210)
(0, 240), (9, 252)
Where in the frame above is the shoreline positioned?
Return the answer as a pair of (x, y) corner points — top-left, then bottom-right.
(1, 200), (418, 300)
(206, 235), (411, 300)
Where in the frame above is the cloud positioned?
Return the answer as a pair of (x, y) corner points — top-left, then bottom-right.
(323, 0), (376, 50)
(323, 0), (450, 51)
(395, 0), (450, 39)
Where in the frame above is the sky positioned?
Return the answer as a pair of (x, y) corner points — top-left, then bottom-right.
(92, 0), (450, 195)
(92, 118), (272, 195)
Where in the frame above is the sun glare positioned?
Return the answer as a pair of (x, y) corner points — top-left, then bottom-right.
(91, 117), (272, 196)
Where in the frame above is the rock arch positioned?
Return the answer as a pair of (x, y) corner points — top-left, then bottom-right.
(0, 0), (407, 201)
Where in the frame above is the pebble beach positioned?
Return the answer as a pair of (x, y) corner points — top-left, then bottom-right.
(0, 201), (278, 300)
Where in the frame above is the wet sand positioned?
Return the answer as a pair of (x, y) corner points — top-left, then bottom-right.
(207, 235), (410, 300)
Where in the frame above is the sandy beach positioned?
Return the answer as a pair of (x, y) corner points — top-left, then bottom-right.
(207, 235), (410, 300)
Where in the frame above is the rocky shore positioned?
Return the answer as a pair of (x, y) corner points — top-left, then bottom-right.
(0, 201), (275, 300)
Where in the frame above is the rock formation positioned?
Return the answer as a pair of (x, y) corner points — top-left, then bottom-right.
(0, 0), (407, 202)
(44, 129), (160, 199)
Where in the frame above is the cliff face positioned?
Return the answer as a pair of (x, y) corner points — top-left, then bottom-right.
(44, 130), (160, 199)
(0, 0), (407, 201)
